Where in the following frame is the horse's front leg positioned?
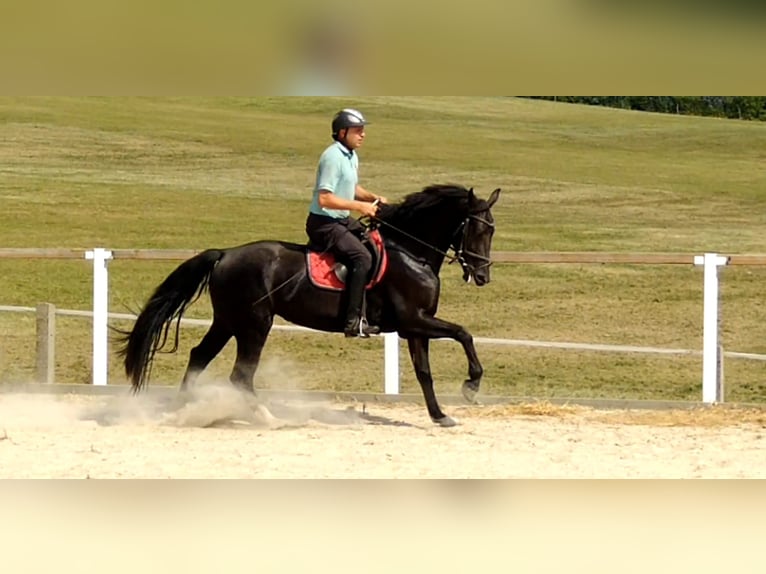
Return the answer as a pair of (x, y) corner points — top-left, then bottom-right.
(406, 337), (457, 427)
(402, 314), (484, 404)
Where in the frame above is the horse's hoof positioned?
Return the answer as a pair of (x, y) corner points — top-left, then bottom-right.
(253, 404), (279, 426)
(432, 415), (459, 428)
(462, 381), (480, 404)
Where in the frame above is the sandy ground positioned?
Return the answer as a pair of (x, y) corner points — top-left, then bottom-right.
(1, 385), (765, 478)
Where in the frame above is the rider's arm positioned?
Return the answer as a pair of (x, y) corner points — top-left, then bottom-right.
(317, 190), (377, 216)
(355, 185), (388, 204)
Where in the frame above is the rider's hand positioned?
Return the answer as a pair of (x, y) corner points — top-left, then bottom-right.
(358, 201), (379, 218)
(375, 195), (389, 204)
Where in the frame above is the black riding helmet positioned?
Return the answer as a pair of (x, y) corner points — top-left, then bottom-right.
(332, 108), (367, 140)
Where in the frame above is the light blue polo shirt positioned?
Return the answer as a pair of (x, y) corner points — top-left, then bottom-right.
(309, 141), (358, 219)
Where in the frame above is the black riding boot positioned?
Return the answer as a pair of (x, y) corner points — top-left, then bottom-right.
(343, 265), (380, 338)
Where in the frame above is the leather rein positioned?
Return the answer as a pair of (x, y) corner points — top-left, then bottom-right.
(366, 210), (494, 277)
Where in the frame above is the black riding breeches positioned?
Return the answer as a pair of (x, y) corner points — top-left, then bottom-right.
(305, 214), (372, 275)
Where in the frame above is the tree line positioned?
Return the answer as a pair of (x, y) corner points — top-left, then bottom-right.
(522, 97), (766, 121)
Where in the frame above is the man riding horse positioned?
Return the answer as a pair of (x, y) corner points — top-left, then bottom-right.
(304, 109), (388, 338)
(120, 107), (501, 426)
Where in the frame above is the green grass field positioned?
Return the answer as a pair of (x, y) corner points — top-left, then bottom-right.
(1, 96), (765, 402)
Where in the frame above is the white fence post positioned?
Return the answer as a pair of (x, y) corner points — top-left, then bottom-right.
(85, 248), (113, 386)
(384, 332), (400, 394)
(694, 252), (729, 403)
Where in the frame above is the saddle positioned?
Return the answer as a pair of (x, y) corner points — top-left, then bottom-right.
(306, 228), (388, 292)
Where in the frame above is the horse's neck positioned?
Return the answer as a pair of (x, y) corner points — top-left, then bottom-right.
(383, 214), (460, 274)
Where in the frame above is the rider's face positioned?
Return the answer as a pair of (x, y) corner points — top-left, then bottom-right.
(342, 126), (365, 150)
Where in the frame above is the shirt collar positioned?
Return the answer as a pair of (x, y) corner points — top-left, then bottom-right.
(334, 140), (355, 159)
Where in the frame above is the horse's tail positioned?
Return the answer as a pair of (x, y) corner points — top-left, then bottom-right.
(118, 249), (225, 393)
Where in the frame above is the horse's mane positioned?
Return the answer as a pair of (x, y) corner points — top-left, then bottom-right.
(377, 184), (471, 228)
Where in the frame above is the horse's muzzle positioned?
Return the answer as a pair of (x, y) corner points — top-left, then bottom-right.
(464, 269), (490, 286)
(474, 273), (489, 286)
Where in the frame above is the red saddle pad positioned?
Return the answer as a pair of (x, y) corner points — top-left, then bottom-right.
(306, 229), (388, 292)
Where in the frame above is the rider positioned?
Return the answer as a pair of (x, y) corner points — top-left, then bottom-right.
(305, 108), (387, 338)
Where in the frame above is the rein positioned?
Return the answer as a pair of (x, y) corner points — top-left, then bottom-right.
(369, 211), (494, 276)
(252, 207), (493, 308)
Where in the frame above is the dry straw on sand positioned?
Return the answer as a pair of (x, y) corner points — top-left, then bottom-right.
(452, 401), (766, 428)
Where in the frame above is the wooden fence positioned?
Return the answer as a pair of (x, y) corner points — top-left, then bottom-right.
(3, 247), (766, 265)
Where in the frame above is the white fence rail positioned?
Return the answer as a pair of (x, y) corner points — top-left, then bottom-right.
(3, 248), (766, 403)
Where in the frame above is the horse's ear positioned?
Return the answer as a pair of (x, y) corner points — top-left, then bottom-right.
(487, 188), (501, 207)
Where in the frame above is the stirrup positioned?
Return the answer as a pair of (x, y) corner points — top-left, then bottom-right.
(344, 317), (380, 338)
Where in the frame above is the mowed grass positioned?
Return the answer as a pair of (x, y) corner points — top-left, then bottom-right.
(1, 96), (765, 402)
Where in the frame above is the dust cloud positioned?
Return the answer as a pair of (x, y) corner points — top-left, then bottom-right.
(0, 354), (393, 435)
(0, 381), (367, 432)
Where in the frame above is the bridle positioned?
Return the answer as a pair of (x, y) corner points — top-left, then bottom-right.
(450, 211), (495, 278)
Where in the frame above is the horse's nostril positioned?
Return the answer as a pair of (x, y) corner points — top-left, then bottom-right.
(475, 273), (490, 286)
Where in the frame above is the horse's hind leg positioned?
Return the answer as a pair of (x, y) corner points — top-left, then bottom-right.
(180, 319), (232, 391)
(406, 336), (457, 427)
(230, 315), (274, 394)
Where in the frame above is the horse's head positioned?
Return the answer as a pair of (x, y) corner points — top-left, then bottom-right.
(453, 187), (501, 286)
(375, 184), (501, 283)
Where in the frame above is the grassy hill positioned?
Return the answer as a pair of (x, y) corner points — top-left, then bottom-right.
(1, 96), (765, 401)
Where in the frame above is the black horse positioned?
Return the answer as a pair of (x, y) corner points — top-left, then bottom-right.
(120, 184), (501, 427)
